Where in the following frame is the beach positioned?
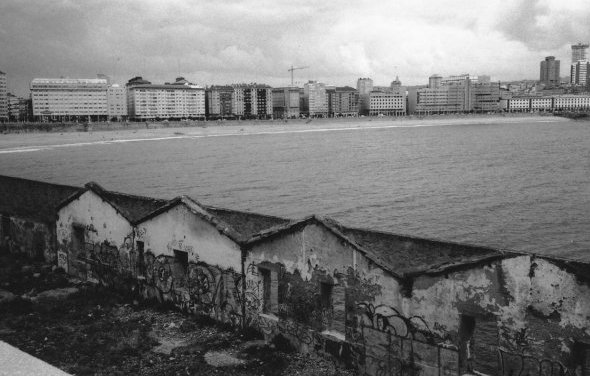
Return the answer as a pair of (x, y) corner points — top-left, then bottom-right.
(0, 114), (563, 153)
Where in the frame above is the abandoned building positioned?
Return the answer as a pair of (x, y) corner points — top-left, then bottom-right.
(0, 175), (80, 262)
(1, 175), (589, 376)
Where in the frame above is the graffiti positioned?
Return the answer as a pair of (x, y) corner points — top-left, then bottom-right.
(498, 349), (574, 376)
(277, 319), (315, 345)
(140, 253), (243, 325)
(247, 262), (259, 276)
(57, 250), (68, 272)
(257, 314), (279, 337)
(153, 255), (174, 294)
(357, 303), (443, 341)
(352, 302), (458, 376)
(76, 242), (243, 326)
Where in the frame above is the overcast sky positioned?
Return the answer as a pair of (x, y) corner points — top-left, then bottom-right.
(1, 0), (588, 96)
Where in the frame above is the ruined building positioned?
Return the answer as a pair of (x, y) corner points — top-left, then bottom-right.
(1, 175), (589, 376)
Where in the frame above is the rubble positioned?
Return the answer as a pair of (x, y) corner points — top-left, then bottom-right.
(0, 254), (354, 376)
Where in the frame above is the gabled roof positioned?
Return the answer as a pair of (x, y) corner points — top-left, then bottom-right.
(245, 215), (403, 278)
(57, 182), (167, 224)
(246, 215), (514, 280)
(336, 225), (511, 278)
(203, 205), (290, 240)
(0, 175), (81, 223)
(133, 196), (245, 244)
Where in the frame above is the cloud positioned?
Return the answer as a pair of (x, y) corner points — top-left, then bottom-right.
(0, 0), (588, 96)
(496, 0), (590, 51)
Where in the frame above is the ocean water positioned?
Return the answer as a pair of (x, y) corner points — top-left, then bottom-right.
(1, 119), (589, 261)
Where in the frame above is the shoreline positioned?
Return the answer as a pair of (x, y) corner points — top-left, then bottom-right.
(0, 112), (561, 133)
(0, 113), (570, 153)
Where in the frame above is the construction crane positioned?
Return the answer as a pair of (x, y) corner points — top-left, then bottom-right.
(288, 65), (309, 86)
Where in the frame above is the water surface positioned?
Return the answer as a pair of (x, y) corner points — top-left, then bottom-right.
(1, 119), (588, 260)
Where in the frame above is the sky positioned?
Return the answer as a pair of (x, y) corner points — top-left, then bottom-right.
(0, 0), (589, 97)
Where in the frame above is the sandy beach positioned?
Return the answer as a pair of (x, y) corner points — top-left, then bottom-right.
(0, 114), (567, 153)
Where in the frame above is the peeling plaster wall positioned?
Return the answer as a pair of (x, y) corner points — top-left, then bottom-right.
(245, 223), (412, 375)
(246, 226), (590, 376)
(131, 204), (245, 325)
(135, 204), (241, 271)
(245, 224), (359, 340)
(56, 191), (133, 277)
(0, 215), (53, 262)
(523, 258), (590, 363)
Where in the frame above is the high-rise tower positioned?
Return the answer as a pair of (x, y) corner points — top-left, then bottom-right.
(540, 56), (560, 86)
(571, 43), (589, 63)
(0, 71), (7, 120)
(356, 78), (373, 115)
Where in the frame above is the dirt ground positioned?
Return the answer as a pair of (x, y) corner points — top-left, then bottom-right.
(0, 254), (355, 376)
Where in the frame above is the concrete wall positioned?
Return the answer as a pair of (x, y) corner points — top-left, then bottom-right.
(134, 204), (243, 325)
(56, 190), (133, 280)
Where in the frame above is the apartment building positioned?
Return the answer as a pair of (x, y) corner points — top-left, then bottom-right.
(232, 84), (272, 119)
(107, 85), (127, 120)
(409, 74), (482, 114)
(272, 87), (300, 119)
(7, 93), (22, 121)
(206, 85), (234, 119)
(302, 81), (328, 117)
(414, 84), (472, 114)
(30, 78), (109, 121)
(473, 83), (501, 112)
(571, 60), (590, 86)
(126, 77), (205, 120)
(0, 71), (8, 120)
(553, 95), (590, 110)
(333, 86), (358, 116)
(369, 90), (405, 116)
(505, 97), (531, 112)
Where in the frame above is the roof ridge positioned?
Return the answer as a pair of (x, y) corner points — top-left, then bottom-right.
(339, 223), (506, 253)
(204, 204), (289, 222)
(101, 187), (168, 202)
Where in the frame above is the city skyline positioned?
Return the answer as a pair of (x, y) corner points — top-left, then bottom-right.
(1, 0), (589, 97)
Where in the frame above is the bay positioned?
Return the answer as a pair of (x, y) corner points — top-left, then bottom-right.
(1, 118), (588, 261)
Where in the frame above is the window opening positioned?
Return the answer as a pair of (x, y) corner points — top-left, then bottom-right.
(173, 249), (188, 268)
(72, 225), (85, 252)
(260, 268), (271, 313)
(136, 241), (145, 275)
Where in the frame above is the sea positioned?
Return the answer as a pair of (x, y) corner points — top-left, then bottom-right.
(1, 118), (589, 261)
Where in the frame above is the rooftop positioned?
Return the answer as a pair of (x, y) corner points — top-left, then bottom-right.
(56, 182), (168, 224)
(100, 189), (168, 224)
(247, 215), (510, 280)
(0, 175), (81, 223)
(204, 205), (291, 240)
(336, 224), (507, 278)
(128, 84), (204, 90)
